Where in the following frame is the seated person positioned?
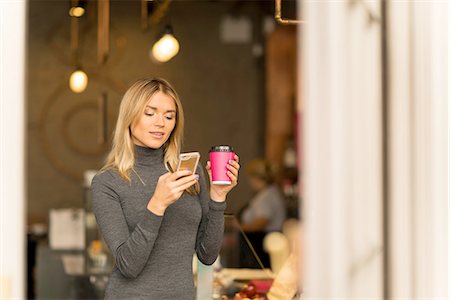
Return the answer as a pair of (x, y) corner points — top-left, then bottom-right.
(238, 159), (286, 268)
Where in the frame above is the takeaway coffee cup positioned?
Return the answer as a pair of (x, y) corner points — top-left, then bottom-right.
(209, 145), (235, 185)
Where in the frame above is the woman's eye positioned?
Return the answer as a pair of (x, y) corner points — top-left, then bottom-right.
(165, 116), (174, 120)
(144, 112), (154, 116)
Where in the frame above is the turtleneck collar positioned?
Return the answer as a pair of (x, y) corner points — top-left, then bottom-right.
(134, 144), (164, 167)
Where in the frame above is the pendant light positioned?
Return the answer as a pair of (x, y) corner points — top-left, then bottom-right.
(151, 25), (180, 63)
(69, 6), (85, 17)
(68, 0), (88, 93)
(69, 68), (88, 93)
(69, 0), (86, 17)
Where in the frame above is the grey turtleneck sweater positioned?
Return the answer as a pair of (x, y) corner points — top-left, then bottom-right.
(91, 145), (226, 299)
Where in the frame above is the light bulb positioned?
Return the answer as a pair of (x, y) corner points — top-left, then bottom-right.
(69, 69), (88, 93)
(151, 33), (180, 63)
(69, 7), (85, 17)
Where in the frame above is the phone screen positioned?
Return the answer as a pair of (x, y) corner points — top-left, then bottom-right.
(176, 152), (200, 174)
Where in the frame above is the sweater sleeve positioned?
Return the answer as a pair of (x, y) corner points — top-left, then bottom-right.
(195, 164), (226, 265)
(91, 171), (163, 278)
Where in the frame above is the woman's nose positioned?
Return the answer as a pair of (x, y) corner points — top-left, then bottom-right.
(154, 114), (165, 126)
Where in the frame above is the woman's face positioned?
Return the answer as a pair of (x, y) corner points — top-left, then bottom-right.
(248, 175), (267, 192)
(130, 91), (177, 149)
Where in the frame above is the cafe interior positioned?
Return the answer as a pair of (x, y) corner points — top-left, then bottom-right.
(0, 0), (448, 299)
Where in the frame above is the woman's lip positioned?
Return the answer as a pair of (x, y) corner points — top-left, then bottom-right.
(149, 132), (164, 139)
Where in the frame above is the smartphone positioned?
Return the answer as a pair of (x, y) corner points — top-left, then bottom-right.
(176, 152), (200, 175)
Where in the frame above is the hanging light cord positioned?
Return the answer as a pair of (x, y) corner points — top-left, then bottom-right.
(224, 214), (275, 279)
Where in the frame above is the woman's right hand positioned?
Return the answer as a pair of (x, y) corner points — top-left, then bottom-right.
(147, 170), (199, 216)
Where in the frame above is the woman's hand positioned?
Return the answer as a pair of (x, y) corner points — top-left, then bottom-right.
(206, 154), (240, 202)
(147, 170), (199, 216)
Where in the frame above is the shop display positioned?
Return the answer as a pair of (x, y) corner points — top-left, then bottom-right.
(234, 283), (266, 299)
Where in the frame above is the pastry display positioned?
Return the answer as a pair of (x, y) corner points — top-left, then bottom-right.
(233, 283), (266, 300)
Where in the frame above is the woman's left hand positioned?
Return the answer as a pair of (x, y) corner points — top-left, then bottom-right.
(206, 154), (240, 202)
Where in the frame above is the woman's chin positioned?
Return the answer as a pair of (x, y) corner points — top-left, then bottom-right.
(133, 135), (169, 149)
(143, 139), (166, 149)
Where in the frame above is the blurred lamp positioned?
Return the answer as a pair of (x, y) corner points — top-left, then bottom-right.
(69, 69), (88, 93)
(151, 26), (180, 63)
(69, 6), (85, 17)
(69, 0), (87, 17)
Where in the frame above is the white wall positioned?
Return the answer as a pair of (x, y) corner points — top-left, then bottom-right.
(388, 1), (448, 298)
(300, 0), (383, 298)
(300, 0), (448, 298)
(0, 1), (27, 299)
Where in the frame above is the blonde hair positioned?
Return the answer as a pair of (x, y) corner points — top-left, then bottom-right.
(245, 159), (274, 184)
(101, 78), (199, 194)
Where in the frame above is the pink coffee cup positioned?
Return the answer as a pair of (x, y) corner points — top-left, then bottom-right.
(209, 145), (235, 185)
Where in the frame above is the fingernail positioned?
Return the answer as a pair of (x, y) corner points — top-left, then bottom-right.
(229, 160), (233, 163)
(195, 174), (199, 179)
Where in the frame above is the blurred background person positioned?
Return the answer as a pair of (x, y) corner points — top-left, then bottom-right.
(238, 159), (286, 268)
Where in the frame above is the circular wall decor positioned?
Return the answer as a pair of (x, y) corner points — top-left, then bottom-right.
(38, 81), (121, 181)
(37, 13), (128, 181)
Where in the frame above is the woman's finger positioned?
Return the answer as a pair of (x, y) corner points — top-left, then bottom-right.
(228, 159), (240, 170)
(227, 171), (238, 184)
(159, 172), (172, 181)
(170, 170), (193, 181)
(226, 164), (239, 176)
(205, 161), (212, 177)
(173, 178), (198, 193)
(172, 174), (198, 188)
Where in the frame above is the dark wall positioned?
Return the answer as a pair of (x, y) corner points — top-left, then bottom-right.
(27, 1), (270, 218)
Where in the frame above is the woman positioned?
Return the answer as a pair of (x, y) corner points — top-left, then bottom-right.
(238, 159), (285, 268)
(91, 78), (240, 299)
(241, 159), (285, 233)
